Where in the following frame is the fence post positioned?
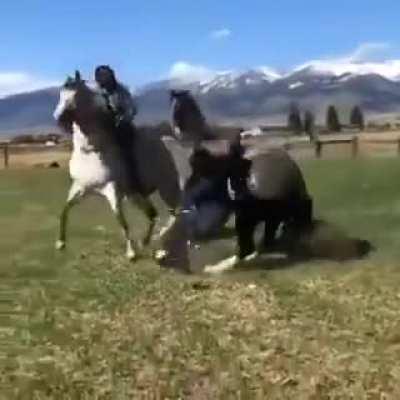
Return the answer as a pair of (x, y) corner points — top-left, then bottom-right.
(315, 141), (322, 159)
(351, 136), (359, 159)
(3, 145), (9, 168)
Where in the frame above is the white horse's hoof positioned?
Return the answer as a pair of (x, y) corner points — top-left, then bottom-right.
(126, 250), (136, 261)
(55, 240), (65, 251)
(126, 252), (136, 261)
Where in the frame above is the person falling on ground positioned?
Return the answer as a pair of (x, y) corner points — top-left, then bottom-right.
(181, 135), (252, 245)
(182, 148), (231, 243)
(94, 65), (144, 193)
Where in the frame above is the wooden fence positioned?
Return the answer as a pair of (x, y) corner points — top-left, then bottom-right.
(317, 136), (400, 159)
(0, 143), (9, 168)
(282, 136), (400, 159)
(0, 142), (71, 169)
(2, 136), (400, 169)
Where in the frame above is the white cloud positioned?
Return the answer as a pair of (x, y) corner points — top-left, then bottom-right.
(168, 61), (217, 84)
(210, 28), (232, 40)
(293, 42), (400, 80)
(296, 42), (393, 70)
(345, 42), (392, 63)
(0, 72), (59, 98)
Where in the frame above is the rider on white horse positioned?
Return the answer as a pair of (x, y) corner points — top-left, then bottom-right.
(94, 65), (144, 192)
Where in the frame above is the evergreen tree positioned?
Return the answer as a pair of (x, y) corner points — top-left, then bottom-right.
(350, 105), (365, 130)
(287, 103), (303, 134)
(304, 110), (317, 141)
(326, 105), (341, 132)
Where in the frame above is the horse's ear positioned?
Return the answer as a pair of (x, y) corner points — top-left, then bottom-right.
(75, 70), (82, 83)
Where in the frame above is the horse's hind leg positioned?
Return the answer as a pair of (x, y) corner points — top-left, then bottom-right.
(100, 183), (136, 261)
(263, 216), (281, 251)
(56, 182), (85, 250)
(289, 197), (314, 238)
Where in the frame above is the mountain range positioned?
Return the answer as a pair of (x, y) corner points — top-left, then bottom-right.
(1, 61), (400, 137)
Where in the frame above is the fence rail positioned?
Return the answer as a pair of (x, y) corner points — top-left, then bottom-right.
(1, 136), (400, 169)
(314, 136), (400, 159)
(0, 142), (71, 169)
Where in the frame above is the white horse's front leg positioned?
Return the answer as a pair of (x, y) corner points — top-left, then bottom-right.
(100, 183), (136, 261)
(56, 182), (85, 251)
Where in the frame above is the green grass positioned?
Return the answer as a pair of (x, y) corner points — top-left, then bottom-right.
(1, 159), (400, 399)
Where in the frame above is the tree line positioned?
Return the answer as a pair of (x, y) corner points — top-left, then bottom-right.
(288, 104), (365, 136)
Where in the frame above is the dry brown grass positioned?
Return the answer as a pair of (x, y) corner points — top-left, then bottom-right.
(3, 250), (400, 399)
(2, 144), (400, 399)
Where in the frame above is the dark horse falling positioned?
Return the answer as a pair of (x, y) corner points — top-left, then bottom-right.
(193, 140), (314, 271)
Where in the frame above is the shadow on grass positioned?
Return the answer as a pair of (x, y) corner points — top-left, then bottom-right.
(229, 218), (375, 274)
(158, 216), (375, 275)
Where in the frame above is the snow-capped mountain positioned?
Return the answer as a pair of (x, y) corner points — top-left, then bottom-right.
(197, 68), (281, 94)
(199, 71), (240, 93)
(166, 61), (400, 96)
(136, 64), (400, 124)
(2, 62), (400, 136)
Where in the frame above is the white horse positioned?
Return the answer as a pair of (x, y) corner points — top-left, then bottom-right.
(53, 71), (181, 260)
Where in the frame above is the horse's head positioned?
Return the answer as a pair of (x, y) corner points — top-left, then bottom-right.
(169, 89), (190, 104)
(53, 71), (99, 132)
(53, 71), (83, 132)
(169, 89), (211, 142)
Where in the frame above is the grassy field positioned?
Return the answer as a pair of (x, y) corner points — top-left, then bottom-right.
(2, 159), (400, 399)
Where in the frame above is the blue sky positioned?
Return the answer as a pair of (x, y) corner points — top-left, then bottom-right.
(1, 0), (400, 95)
